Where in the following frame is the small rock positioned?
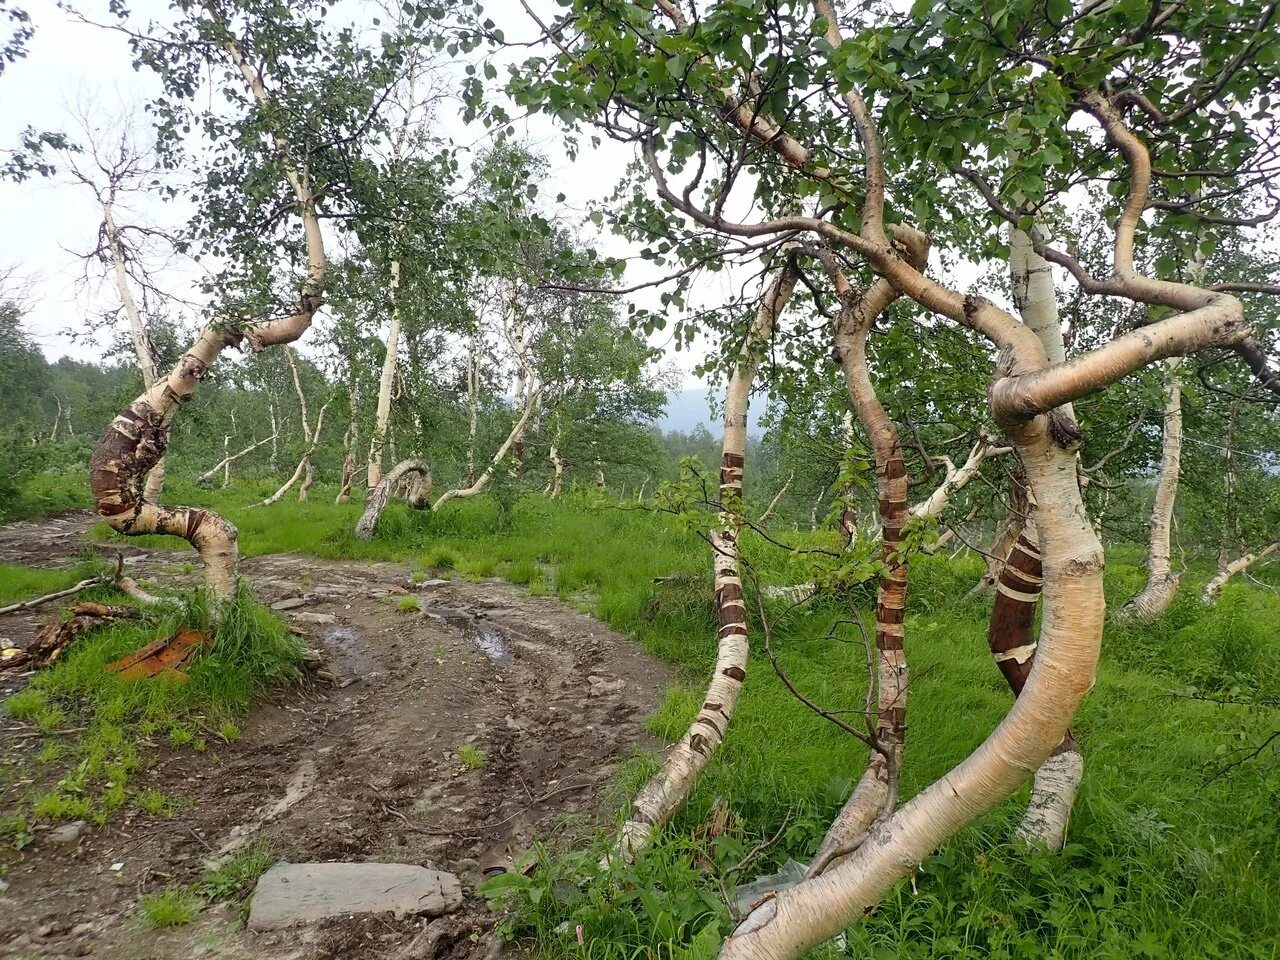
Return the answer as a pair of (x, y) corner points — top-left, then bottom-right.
(292, 612), (338, 625)
(587, 675), (626, 697)
(247, 862), (463, 931)
(48, 820), (87, 844)
(272, 597), (311, 611)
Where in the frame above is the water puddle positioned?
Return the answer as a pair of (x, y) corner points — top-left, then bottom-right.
(430, 611), (513, 667)
(322, 624), (382, 676)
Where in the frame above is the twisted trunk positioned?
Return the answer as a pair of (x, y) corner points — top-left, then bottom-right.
(615, 259), (799, 860)
(807, 245), (924, 878)
(355, 458), (432, 540)
(988, 523), (1082, 849)
(95, 17), (333, 602)
(1116, 359), (1183, 622)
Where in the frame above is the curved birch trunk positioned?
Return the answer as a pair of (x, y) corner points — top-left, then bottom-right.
(692, 22), (1243, 953)
(1203, 542), (1279, 603)
(1116, 359), (1183, 622)
(336, 449), (357, 503)
(368, 258), (401, 489)
(996, 219), (1085, 847)
(252, 397), (332, 509)
(909, 436), (1010, 523)
(806, 244), (925, 878)
(988, 523), (1082, 849)
(720, 416), (1100, 959)
(433, 387), (543, 511)
(614, 260), (799, 860)
(355, 458), (431, 540)
(466, 327), (480, 486)
(89, 20), (324, 601)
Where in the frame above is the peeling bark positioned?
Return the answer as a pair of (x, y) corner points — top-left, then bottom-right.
(966, 476), (1028, 601)
(807, 240), (926, 878)
(989, 523), (1082, 849)
(615, 259), (800, 860)
(89, 13), (326, 601)
(355, 458), (432, 540)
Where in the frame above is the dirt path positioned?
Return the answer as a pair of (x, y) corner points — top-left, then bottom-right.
(0, 513), (674, 959)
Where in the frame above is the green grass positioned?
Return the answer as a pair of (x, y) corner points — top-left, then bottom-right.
(13, 479), (1280, 958)
(0, 557), (109, 607)
(458, 743), (488, 771)
(3, 586), (303, 829)
(138, 887), (201, 928)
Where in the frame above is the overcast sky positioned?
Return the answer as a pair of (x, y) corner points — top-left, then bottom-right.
(0, 0), (741, 391)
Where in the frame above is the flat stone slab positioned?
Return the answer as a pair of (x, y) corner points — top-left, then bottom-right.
(247, 862), (462, 931)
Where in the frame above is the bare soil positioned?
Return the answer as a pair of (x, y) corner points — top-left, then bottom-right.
(0, 512), (673, 959)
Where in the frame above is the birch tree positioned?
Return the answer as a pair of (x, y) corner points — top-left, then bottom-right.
(504, 0), (1280, 954)
(87, 0), (406, 599)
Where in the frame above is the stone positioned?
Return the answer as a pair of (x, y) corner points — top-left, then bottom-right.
(48, 821), (87, 844)
(587, 675), (626, 697)
(247, 862), (462, 931)
(291, 612), (338, 625)
(271, 597), (311, 611)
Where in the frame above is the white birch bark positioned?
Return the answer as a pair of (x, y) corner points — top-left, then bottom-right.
(102, 197), (166, 500)
(614, 259), (799, 861)
(1203, 542), (1279, 602)
(368, 257), (401, 489)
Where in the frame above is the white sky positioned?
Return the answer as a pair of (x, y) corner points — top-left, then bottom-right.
(0, 0), (733, 388)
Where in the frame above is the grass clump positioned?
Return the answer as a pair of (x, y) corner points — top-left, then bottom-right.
(138, 887), (201, 928)
(458, 744), (487, 771)
(396, 595), (422, 613)
(4, 584), (303, 824)
(196, 844), (276, 901)
(0, 557), (108, 607)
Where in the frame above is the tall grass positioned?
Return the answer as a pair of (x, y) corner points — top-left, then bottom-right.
(22, 480), (1280, 956)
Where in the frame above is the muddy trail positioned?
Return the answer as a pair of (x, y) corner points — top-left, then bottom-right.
(0, 513), (674, 959)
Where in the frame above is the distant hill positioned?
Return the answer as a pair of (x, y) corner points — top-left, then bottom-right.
(658, 389), (767, 436)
